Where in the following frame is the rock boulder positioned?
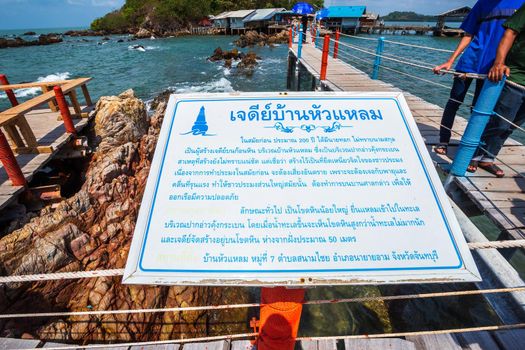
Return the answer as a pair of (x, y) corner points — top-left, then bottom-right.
(0, 90), (249, 342)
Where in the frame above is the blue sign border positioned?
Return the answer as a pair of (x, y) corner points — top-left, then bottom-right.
(138, 97), (464, 273)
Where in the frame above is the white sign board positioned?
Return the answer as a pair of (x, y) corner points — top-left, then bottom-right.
(124, 92), (480, 286)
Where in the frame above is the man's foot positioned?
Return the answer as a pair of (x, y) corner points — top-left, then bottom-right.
(467, 160), (478, 173)
(434, 143), (448, 155)
(478, 162), (505, 178)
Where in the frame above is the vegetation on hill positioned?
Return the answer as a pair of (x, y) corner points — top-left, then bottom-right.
(91, 0), (324, 33)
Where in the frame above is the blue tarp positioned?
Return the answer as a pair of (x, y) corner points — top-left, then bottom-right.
(327, 6), (366, 18)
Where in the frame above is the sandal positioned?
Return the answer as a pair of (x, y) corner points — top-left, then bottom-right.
(467, 160), (478, 173)
(434, 143), (448, 155)
(478, 162), (505, 178)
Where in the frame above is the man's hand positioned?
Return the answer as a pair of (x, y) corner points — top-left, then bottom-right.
(488, 63), (511, 82)
(433, 61), (453, 75)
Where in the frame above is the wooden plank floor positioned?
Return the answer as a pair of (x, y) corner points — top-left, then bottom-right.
(0, 106), (95, 211)
(4, 332), (525, 350)
(292, 43), (525, 240)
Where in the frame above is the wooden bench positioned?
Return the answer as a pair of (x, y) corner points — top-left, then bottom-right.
(0, 78), (92, 154)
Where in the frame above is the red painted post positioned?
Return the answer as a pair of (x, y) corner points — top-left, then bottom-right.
(0, 130), (26, 186)
(320, 35), (330, 80)
(53, 86), (76, 135)
(334, 30), (340, 59)
(0, 74), (19, 107)
(288, 28), (293, 48)
(257, 287), (305, 350)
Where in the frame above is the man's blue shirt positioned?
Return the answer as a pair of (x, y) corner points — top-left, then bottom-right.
(456, 0), (524, 73)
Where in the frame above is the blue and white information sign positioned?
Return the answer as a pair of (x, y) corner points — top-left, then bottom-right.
(124, 92), (480, 286)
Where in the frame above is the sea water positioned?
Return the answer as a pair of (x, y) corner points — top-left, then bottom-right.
(0, 27), (523, 335)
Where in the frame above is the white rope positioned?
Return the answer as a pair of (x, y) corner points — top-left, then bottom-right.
(296, 323), (525, 342)
(336, 50), (375, 66)
(337, 32), (455, 53)
(335, 40), (485, 81)
(378, 64), (453, 90)
(28, 332), (257, 350)
(1, 240), (525, 284)
(335, 40), (436, 70)
(469, 239), (525, 249)
(383, 38), (455, 53)
(338, 32), (379, 42)
(3, 285), (525, 320)
(0, 269), (124, 284)
(416, 111), (525, 181)
(20, 323), (525, 350)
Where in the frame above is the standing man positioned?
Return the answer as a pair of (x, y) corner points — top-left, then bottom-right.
(301, 15), (308, 43)
(470, 5), (525, 177)
(432, 0), (524, 156)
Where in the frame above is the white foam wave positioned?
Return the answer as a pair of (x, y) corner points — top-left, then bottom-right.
(127, 45), (158, 52)
(174, 78), (234, 93)
(0, 72), (71, 99)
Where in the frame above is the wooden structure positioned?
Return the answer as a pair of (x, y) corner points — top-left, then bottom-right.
(435, 6), (471, 37)
(287, 41), (525, 245)
(243, 8), (286, 32)
(0, 77), (95, 211)
(3, 330), (525, 349)
(324, 6), (366, 34)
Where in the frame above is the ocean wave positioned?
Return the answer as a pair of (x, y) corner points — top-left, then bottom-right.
(174, 78), (235, 93)
(127, 45), (158, 52)
(0, 72), (71, 99)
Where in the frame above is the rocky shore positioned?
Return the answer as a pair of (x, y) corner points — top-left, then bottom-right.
(0, 34), (63, 49)
(0, 91), (249, 342)
(234, 30), (289, 48)
(209, 47), (260, 76)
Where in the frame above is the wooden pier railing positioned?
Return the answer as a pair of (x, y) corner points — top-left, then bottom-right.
(0, 76), (94, 190)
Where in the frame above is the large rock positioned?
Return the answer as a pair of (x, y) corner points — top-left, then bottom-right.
(134, 28), (153, 39)
(0, 90), (249, 342)
(234, 30), (288, 48)
(0, 34), (63, 49)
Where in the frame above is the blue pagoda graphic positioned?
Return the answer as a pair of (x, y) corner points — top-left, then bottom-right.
(182, 106), (214, 136)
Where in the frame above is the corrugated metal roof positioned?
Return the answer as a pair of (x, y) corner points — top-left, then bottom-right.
(436, 6), (471, 17)
(228, 10), (256, 18)
(213, 11), (232, 20)
(327, 6), (366, 18)
(244, 8), (286, 22)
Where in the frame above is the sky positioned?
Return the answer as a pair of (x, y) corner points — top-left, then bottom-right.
(0, 0), (478, 30)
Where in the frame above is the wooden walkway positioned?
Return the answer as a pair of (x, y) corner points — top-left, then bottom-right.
(3, 330), (525, 350)
(291, 42), (525, 242)
(0, 105), (94, 211)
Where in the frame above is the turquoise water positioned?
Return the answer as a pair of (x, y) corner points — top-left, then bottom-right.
(1, 27), (524, 333)
(1, 28), (288, 111)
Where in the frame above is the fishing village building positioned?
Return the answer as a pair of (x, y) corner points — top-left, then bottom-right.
(243, 8), (287, 31)
(323, 6), (367, 33)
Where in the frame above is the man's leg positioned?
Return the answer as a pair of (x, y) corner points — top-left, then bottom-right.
(477, 84), (525, 176)
(439, 76), (473, 144)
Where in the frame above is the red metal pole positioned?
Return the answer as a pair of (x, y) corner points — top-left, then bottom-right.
(288, 28), (293, 48)
(334, 31), (340, 59)
(0, 130), (26, 186)
(53, 86), (76, 135)
(0, 74), (19, 107)
(257, 287), (305, 350)
(320, 35), (330, 80)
